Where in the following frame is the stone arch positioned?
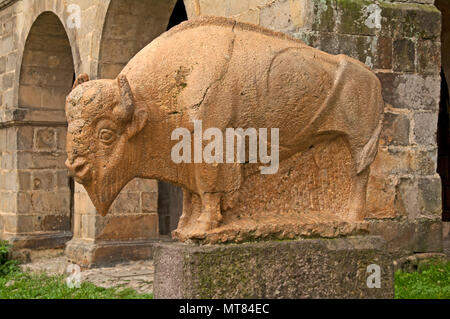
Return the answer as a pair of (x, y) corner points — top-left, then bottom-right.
(19, 11), (75, 121)
(96, 0), (182, 238)
(16, 2), (84, 110)
(65, 0), (190, 267)
(15, 11), (75, 245)
(98, 0), (179, 79)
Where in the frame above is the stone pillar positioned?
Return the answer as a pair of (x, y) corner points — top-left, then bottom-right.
(65, 179), (161, 267)
(0, 7), (74, 257)
(1, 124), (73, 253)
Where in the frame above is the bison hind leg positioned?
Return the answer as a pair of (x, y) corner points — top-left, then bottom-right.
(197, 193), (223, 229)
(177, 189), (193, 229)
(344, 167), (370, 222)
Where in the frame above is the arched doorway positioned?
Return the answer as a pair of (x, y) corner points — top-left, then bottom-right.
(17, 12), (75, 241)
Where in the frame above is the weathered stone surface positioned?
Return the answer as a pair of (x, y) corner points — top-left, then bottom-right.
(393, 39), (415, 72)
(413, 112), (438, 146)
(379, 1), (441, 39)
(380, 112), (410, 146)
(368, 218), (443, 257)
(377, 73), (440, 111)
(4, 231), (72, 251)
(374, 36), (393, 69)
(153, 237), (394, 299)
(416, 40), (441, 74)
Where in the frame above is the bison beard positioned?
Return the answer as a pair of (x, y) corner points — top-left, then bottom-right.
(83, 146), (138, 216)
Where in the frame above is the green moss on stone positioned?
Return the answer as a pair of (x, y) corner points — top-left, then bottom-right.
(336, 0), (376, 35)
(312, 0), (336, 32)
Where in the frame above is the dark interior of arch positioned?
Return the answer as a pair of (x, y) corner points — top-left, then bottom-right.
(438, 70), (450, 221)
(436, 0), (450, 221)
(167, 0), (188, 30)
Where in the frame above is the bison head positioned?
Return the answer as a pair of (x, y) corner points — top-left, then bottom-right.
(65, 73), (148, 216)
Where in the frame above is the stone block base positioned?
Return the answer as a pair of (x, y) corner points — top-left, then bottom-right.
(65, 238), (166, 268)
(153, 236), (394, 299)
(5, 231), (73, 249)
(4, 231), (71, 262)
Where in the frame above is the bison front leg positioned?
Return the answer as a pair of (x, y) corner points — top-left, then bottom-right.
(177, 189), (193, 229)
(173, 192), (223, 240)
(345, 167), (370, 222)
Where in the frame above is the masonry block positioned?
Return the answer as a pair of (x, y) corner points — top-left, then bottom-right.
(154, 237), (394, 299)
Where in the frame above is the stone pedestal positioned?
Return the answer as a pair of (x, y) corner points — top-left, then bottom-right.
(153, 236), (394, 299)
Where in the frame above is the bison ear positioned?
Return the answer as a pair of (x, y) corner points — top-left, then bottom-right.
(115, 74), (135, 122)
(72, 73), (89, 89)
(126, 109), (148, 139)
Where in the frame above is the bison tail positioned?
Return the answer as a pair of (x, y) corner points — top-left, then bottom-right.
(356, 109), (384, 175)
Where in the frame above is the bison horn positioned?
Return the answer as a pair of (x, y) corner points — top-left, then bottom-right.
(72, 73), (89, 90)
(115, 74), (135, 122)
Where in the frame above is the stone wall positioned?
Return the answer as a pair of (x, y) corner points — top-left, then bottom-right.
(0, 0), (446, 263)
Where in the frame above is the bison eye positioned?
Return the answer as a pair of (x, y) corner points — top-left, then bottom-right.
(98, 129), (116, 145)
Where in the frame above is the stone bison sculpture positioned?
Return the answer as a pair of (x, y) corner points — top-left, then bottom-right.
(65, 17), (384, 241)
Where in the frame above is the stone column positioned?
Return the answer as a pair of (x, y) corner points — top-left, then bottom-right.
(0, 6), (74, 258)
(1, 124), (73, 254)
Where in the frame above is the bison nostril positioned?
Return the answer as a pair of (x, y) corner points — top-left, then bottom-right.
(74, 162), (86, 172)
(66, 157), (88, 174)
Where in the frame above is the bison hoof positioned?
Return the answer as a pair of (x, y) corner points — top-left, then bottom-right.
(174, 220), (217, 241)
(188, 220), (214, 238)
